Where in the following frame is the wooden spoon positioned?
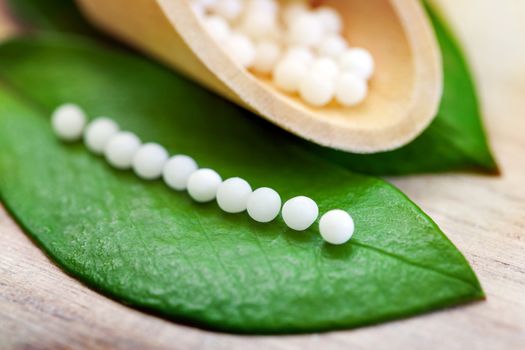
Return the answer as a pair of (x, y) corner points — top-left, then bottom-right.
(76, 0), (442, 153)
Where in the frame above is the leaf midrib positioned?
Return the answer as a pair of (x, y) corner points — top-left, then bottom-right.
(352, 240), (480, 292)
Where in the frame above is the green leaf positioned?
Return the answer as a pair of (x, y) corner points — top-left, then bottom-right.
(6, 0), (498, 175)
(0, 34), (482, 333)
(7, 0), (98, 36)
(306, 5), (498, 175)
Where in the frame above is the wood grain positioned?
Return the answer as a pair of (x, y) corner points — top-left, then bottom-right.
(1, 0), (524, 349)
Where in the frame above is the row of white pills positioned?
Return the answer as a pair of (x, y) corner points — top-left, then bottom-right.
(191, 0), (374, 107)
(51, 103), (355, 244)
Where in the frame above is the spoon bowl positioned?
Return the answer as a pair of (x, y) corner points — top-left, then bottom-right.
(77, 0), (442, 153)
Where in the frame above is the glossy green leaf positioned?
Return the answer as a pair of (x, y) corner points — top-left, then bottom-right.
(6, 0), (497, 175)
(0, 34), (482, 333)
(306, 5), (498, 175)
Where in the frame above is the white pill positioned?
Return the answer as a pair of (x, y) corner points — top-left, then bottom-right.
(299, 72), (335, 107)
(310, 57), (339, 80)
(104, 131), (141, 170)
(162, 155), (198, 191)
(319, 209), (355, 245)
(338, 48), (375, 80)
(216, 177), (252, 213)
(84, 117), (119, 154)
(273, 57), (308, 93)
(315, 6), (343, 33)
(225, 33), (256, 67)
(246, 0), (278, 16)
(204, 15), (231, 43)
(283, 46), (315, 66)
(317, 34), (347, 57)
(187, 168), (222, 203)
(192, 0), (218, 10)
(239, 10), (278, 40)
(51, 103), (87, 141)
(288, 13), (325, 47)
(282, 196), (319, 231)
(247, 187), (281, 223)
(282, 2), (308, 27)
(132, 143), (169, 180)
(335, 73), (368, 106)
(251, 40), (281, 74)
(210, 0), (243, 21)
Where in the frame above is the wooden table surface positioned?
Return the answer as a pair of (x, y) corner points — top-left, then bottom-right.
(1, 1), (524, 349)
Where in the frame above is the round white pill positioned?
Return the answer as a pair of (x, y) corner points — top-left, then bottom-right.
(104, 131), (141, 170)
(84, 117), (119, 154)
(162, 155), (198, 191)
(225, 32), (256, 68)
(193, 0), (218, 10)
(282, 196), (319, 231)
(310, 57), (339, 80)
(247, 187), (281, 223)
(315, 6), (343, 33)
(338, 48), (375, 80)
(251, 40), (281, 74)
(319, 209), (355, 245)
(299, 72), (335, 107)
(132, 143), (169, 180)
(187, 168), (222, 203)
(204, 15), (231, 43)
(283, 46), (315, 65)
(282, 2), (308, 27)
(317, 34), (347, 57)
(51, 103), (87, 141)
(245, 0), (278, 16)
(273, 57), (308, 93)
(210, 0), (243, 21)
(335, 73), (368, 106)
(216, 177), (252, 213)
(288, 13), (325, 47)
(239, 11), (278, 40)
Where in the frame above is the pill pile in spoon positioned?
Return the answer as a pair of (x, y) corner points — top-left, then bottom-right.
(51, 103), (355, 245)
(190, 0), (374, 107)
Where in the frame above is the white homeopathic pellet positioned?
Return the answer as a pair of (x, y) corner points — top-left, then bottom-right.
(162, 155), (198, 191)
(273, 57), (309, 93)
(251, 41), (281, 74)
(216, 177), (252, 213)
(288, 13), (325, 47)
(104, 131), (141, 170)
(187, 168), (222, 203)
(210, 0), (243, 21)
(132, 143), (169, 180)
(51, 103), (87, 141)
(319, 209), (355, 245)
(84, 117), (119, 154)
(282, 2), (308, 27)
(315, 6), (343, 33)
(299, 72), (335, 107)
(247, 187), (281, 223)
(282, 196), (319, 231)
(335, 73), (368, 107)
(310, 57), (339, 80)
(284, 46), (315, 65)
(204, 15), (231, 43)
(225, 32), (256, 68)
(338, 48), (375, 80)
(317, 34), (347, 57)
(239, 6), (278, 40)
